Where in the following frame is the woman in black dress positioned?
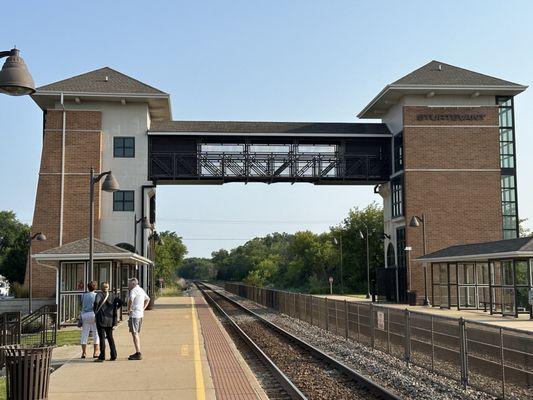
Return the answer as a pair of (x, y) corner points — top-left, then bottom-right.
(94, 282), (123, 362)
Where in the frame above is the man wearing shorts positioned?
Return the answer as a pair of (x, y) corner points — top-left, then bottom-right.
(127, 278), (150, 360)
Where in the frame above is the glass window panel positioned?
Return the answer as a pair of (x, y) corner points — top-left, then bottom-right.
(515, 261), (528, 285)
(491, 262), (501, 285)
(502, 288), (515, 314)
(476, 263), (489, 284)
(491, 287), (502, 313)
(502, 261), (514, 285)
(501, 188), (516, 202)
(94, 262), (111, 288)
(499, 128), (514, 142)
(499, 107), (513, 127)
(459, 287), (476, 308)
(502, 202), (517, 216)
(61, 262), (85, 292)
(503, 229), (517, 239)
(497, 97), (512, 107)
(516, 287), (529, 312)
(501, 175), (515, 188)
(113, 191), (134, 212)
(500, 142), (514, 155)
(503, 216), (517, 230)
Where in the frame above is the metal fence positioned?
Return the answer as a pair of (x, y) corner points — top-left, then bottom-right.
(225, 283), (533, 399)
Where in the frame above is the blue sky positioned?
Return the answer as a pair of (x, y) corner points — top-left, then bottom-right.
(1, 1), (532, 257)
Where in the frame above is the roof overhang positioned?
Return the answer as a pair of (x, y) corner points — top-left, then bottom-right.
(31, 90), (172, 122)
(32, 252), (153, 265)
(416, 251), (533, 263)
(147, 131), (392, 138)
(357, 84), (529, 119)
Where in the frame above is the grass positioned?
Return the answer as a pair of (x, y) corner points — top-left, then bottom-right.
(56, 328), (81, 346)
(0, 377), (5, 400)
(158, 286), (183, 297)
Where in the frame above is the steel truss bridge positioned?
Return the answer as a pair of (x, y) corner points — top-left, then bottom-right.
(148, 123), (392, 185)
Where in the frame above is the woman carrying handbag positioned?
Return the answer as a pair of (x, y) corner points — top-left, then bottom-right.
(94, 282), (123, 362)
(79, 281), (99, 358)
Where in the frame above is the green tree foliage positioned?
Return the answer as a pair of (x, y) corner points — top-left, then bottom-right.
(519, 218), (532, 237)
(178, 258), (217, 280)
(0, 211), (30, 284)
(154, 231), (187, 285)
(210, 203), (384, 294)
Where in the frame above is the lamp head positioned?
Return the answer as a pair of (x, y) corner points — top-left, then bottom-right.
(34, 232), (46, 241)
(101, 172), (119, 192)
(0, 49), (35, 96)
(141, 217), (152, 230)
(409, 216), (421, 228)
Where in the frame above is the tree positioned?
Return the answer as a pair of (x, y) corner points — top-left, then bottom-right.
(179, 258), (216, 280)
(519, 218), (532, 237)
(0, 211), (30, 284)
(154, 231), (187, 285)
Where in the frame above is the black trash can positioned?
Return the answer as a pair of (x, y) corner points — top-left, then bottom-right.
(1, 345), (54, 400)
(407, 290), (417, 306)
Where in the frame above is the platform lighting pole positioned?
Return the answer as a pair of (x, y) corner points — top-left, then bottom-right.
(134, 214), (152, 254)
(28, 232), (47, 313)
(89, 167), (119, 282)
(0, 48), (35, 96)
(333, 236), (344, 294)
(409, 214), (430, 306)
(359, 226), (371, 299)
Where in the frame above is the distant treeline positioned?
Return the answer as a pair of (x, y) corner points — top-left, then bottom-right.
(177, 203), (384, 294)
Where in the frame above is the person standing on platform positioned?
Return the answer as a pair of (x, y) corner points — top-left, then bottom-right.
(94, 282), (123, 362)
(127, 278), (150, 360)
(80, 281), (99, 358)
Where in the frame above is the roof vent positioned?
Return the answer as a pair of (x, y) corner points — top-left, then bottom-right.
(438, 64), (442, 71)
(104, 76), (109, 82)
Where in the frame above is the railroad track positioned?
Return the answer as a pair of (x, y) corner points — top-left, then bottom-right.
(196, 282), (400, 400)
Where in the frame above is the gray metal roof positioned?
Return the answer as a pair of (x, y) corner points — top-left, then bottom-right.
(150, 120), (391, 135)
(392, 60), (523, 87)
(39, 238), (130, 255)
(418, 237), (533, 261)
(36, 67), (167, 95)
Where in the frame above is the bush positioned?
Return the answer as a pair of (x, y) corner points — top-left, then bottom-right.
(11, 282), (28, 298)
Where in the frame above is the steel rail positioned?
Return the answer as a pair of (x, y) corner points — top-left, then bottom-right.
(196, 283), (306, 400)
(197, 282), (401, 400)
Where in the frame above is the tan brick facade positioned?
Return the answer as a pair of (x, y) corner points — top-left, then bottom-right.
(402, 106), (503, 303)
(25, 110), (103, 298)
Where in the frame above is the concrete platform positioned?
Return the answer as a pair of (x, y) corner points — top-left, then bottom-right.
(316, 294), (533, 332)
(48, 294), (266, 400)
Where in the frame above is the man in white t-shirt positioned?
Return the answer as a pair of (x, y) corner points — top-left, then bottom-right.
(127, 278), (150, 360)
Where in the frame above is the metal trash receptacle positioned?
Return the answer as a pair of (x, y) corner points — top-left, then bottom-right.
(407, 290), (417, 306)
(1, 345), (54, 400)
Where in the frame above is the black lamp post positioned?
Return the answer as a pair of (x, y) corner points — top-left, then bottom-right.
(134, 214), (152, 254)
(359, 226), (371, 299)
(409, 214), (431, 306)
(0, 48), (35, 96)
(332, 235), (343, 294)
(28, 232), (46, 313)
(89, 167), (119, 282)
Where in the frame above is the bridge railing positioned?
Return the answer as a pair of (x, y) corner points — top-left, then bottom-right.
(225, 282), (533, 399)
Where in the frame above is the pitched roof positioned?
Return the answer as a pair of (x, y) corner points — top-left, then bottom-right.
(149, 120), (391, 135)
(358, 60), (527, 119)
(39, 238), (130, 255)
(418, 237), (533, 262)
(392, 60), (523, 87)
(37, 67), (167, 95)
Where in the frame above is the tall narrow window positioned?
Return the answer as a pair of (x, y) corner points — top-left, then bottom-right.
(497, 96), (518, 238)
(391, 176), (403, 218)
(393, 131), (403, 173)
(396, 227), (406, 269)
(113, 190), (134, 211)
(114, 137), (135, 158)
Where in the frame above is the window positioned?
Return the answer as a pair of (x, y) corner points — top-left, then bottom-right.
(113, 137), (135, 158)
(391, 176), (403, 218)
(61, 262), (85, 292)
(393, 132), (403, 172)
(386, 243), (396, 268)
(113, 190), (134, 211)
(396, 227), (406, 269)
(501, 175), (518, 239)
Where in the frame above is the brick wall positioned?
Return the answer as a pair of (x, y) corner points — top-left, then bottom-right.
(25, 110), (102, 298)
(402, 106), (502, 304)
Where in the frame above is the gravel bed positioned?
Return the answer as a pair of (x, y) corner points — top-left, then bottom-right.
(218, 289), (503, 400)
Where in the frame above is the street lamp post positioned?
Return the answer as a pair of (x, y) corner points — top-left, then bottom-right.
(89, 167), (119, 282)
(28, 232), (47, 313)
(0, 48), (35, 96)
(359, 226), (371, 299)
(134, 214), (152, 254)
(409, 214), (430, 306)
(333, 236), (344, 294)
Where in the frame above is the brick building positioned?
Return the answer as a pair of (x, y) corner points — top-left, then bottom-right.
(27, 61), (527, 313)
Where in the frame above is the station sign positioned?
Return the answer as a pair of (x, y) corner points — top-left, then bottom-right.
(377, 311), (385, 330)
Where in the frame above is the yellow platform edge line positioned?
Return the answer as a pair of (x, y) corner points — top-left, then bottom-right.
(191, 296), (206, 400)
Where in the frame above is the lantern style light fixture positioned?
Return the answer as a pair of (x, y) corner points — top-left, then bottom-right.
(0, 48), (35, 96)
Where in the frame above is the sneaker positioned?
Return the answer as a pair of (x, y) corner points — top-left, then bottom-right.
(128, 353), (142, 360)
(94, 358), (104, 363)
